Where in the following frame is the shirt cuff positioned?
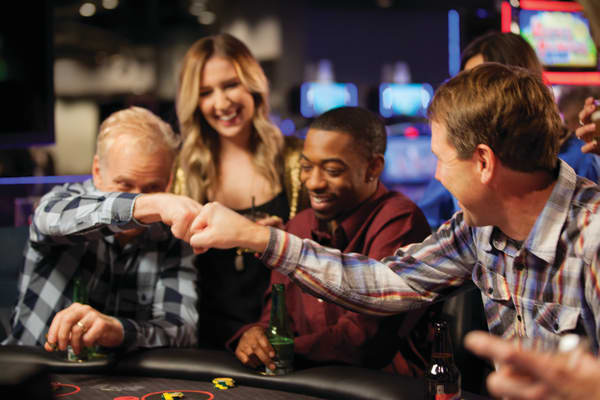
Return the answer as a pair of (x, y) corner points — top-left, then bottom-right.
(112, 317), (138, 353)
(260, 227), (303, 276)
(106, 192), (146, 229)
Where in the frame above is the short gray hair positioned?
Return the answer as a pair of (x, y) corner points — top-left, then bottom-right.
(96, 106), (180, 164)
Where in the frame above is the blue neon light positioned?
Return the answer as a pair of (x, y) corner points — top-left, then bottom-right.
(0, 175), (91, 185)
(448, 9), (461, 77)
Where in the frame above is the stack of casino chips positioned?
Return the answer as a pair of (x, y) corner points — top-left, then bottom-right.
(212, 377), (236, 390)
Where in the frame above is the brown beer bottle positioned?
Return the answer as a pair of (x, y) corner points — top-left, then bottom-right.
(425, 320), (461, 400)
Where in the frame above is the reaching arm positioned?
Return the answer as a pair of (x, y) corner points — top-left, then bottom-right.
(259, 218), (475, 316)
(31, 181), (141, 245)
(189, 202), (475, 317)
(31, 180), (202, 246)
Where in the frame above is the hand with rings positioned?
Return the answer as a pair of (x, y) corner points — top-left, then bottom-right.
(575, 97), (600, 155)
(44, 302), (125, 354)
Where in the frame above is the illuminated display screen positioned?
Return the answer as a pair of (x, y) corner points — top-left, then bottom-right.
(381, 135), (436, 184)
(379, 83), (434, 118)
(519, 9), (597, 69)
(300, 82), (358, 118)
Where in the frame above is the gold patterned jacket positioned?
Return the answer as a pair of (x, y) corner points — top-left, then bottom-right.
(171, 135), (309, 221)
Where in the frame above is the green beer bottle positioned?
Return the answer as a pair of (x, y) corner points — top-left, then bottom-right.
(265, 283), (294, 375)
(67, 275), (91, 362)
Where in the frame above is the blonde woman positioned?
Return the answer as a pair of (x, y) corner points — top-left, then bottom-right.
(173, 33), (306, 349)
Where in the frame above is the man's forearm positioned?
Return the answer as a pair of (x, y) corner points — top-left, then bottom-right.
(32, 183), (140, 244)
(132, 193), (163, 224)
(239, 223), (272, 253)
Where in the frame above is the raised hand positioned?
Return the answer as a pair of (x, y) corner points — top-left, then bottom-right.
(465, 331), (600, 400)
(575, 97), (600, 155)
(133, 193), (203, 242)
(189, 202), (271, 254)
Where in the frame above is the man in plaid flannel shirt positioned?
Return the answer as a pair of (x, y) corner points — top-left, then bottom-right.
(3, 107), (202, 355)
(187, 63), (600, 355)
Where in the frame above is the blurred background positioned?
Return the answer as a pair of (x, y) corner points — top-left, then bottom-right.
(0, 0), (597, 226)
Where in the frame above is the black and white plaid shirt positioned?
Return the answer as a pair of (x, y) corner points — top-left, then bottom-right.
(3, 179), (199, 350)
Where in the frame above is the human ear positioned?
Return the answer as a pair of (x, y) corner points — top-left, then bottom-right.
(92, 155), (103, 188)
(366, 154), (385, 182)
(476, 144), (495, 184)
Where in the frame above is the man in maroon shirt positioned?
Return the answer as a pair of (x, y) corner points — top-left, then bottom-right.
(229, 106), (432, 375)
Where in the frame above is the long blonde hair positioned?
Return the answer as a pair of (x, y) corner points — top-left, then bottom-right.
(176, 33), (284, 203)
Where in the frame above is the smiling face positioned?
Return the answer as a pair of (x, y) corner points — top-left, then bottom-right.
(198, 55), (255, 144)
(431, 121), (489, 226)
(300, 128), (377, 221)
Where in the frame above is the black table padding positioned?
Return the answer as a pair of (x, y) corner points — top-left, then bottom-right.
(114, 347), (423, 400)
(0, 360), (53, 399)
(0, 345), (489, 400)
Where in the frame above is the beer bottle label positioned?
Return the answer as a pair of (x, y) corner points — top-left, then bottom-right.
(435, 384), (461, 400)
(435, 395), (460, 400)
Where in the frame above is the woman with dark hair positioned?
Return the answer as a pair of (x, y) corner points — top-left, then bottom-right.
(459, 31), (543, 73)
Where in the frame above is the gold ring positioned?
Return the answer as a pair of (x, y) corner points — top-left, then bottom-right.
(45, 334), (57, 350)
(76, 321), (87, 333)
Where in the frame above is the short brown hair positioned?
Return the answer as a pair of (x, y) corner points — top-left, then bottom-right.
(428, 63), (562, 172)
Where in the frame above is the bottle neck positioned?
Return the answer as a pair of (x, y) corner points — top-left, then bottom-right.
(269, 285), (291, 336)
(432, 322), (454, 362)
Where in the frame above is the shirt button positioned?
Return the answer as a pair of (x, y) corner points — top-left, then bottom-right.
(517, 315), (522, 322)
(515, 263), (524, 271)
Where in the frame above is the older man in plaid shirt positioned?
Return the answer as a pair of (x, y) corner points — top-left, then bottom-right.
(3, 106), (202, 355)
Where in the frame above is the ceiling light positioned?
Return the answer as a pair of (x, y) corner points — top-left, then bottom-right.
(102, 0), (118, 10)
(198, 11), (216, 25)
(79, 2), (96, 17)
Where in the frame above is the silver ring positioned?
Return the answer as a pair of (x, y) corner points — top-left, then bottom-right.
(76, 321), (87, 333)
(579, 119), (586, 127)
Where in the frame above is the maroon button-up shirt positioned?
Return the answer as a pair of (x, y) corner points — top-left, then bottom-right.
(229, 182), (431, 374)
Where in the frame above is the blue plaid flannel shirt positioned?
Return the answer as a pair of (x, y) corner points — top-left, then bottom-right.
(3, 179), (198, 350)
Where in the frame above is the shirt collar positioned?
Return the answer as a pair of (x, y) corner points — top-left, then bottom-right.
(310, 182), (389, 245)
(523, 159), (575, 264)
(479, 160), (575, 264)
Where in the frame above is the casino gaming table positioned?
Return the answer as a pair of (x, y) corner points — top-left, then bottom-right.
(0, 345), (491, 399)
